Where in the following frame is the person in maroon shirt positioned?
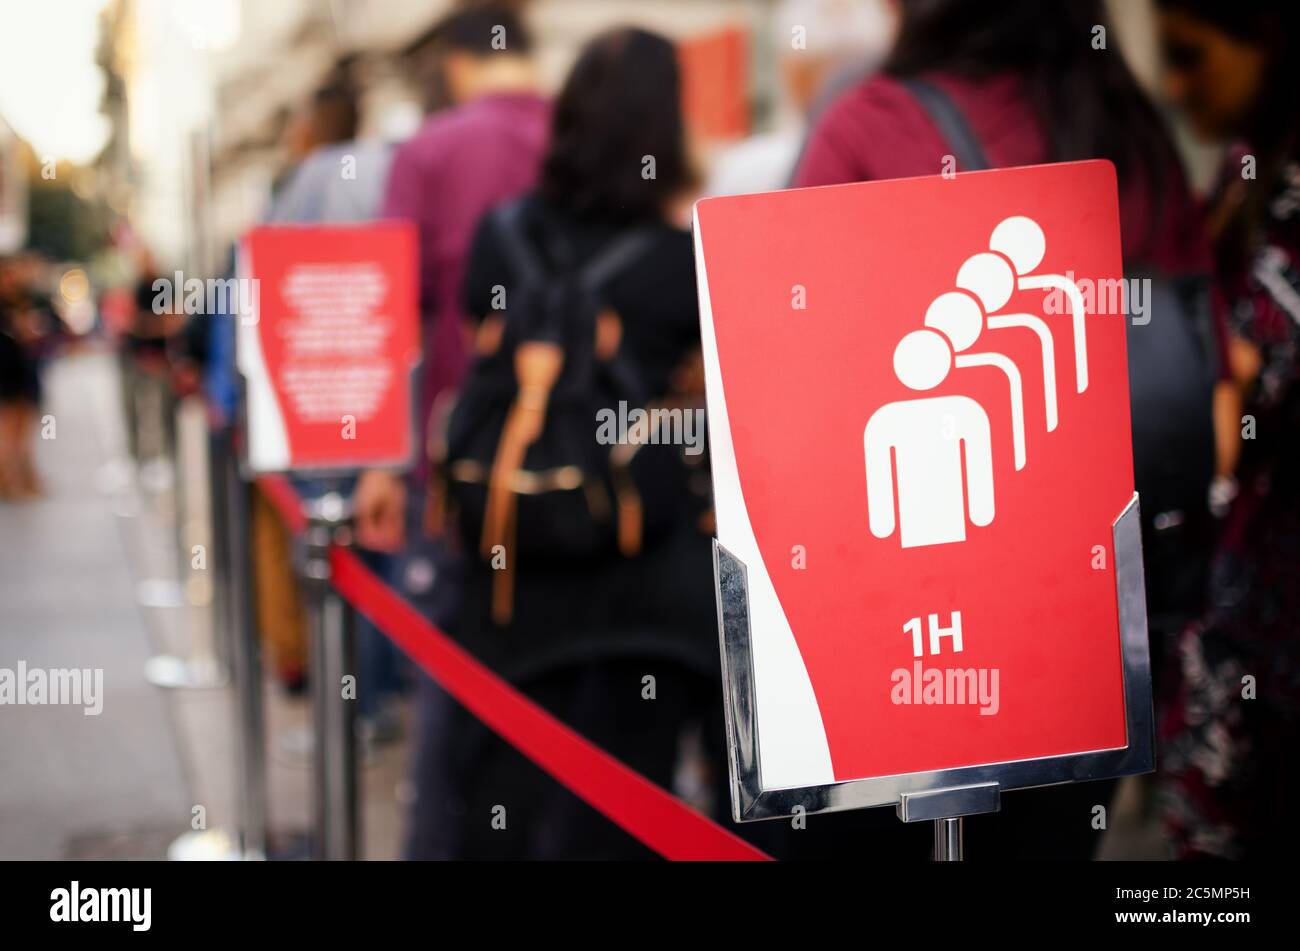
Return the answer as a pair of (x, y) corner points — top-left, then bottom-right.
(794, 0), (1221, 860)
(348, 4), (549, 858)
(795, 1), (1209, 275)
(355, 4), (549, 551)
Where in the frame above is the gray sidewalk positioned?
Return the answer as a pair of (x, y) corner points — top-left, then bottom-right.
(0, 349), (191, 858)
(0, 347), (410, 860)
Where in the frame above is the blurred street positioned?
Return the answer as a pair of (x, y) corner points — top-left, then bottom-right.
(1, 0), (1296, 877)
(0, 347), (188, 858)
(0, 345), (409, 859)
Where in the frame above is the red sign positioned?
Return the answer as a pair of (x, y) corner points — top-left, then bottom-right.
(679, 27), (749, 143)
(238, 223), (419, 473)
(694, 161), (1134, 791)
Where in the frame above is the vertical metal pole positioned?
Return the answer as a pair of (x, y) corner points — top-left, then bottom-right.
(934, 817), (964, 861)
(207, 427), (234, 678)
(162, 426), (241, 860)
(144, 402), (228, 690)
(303, 492), (359, 861)
(227, 456), (268, 859)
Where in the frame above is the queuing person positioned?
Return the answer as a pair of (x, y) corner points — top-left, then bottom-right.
(1154, 0), (1300, 860)
(0, 255), (53, 500)
(343, 3), (550, 856)
(257, 75), (411, 739)
(793, 0), (1220, 860)
(406, 26), (717, 859)
(706, 0), (897, 196)
(264, 79), (391, 225)
(119, 247), (185, 487)
(354, 2), (550, 556)
(238, 80), (382, 697)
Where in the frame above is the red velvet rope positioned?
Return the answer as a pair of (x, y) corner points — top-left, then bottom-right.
(256, 474), (770, 861)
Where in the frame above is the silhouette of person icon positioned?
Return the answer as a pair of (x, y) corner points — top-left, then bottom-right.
(990, 215), (1089, 393)
(865, 329), (995, 548)
(950, 248), (1061, 451)
(925, 283), (1031, 470)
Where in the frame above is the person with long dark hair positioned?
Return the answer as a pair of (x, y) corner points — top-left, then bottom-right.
(1154, 0), (1300, 860)
(797, 0), (1207, 278)
(795, 0), (1221, 860)
(410, 27), (716, 859)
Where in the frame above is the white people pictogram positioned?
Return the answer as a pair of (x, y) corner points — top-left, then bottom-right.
(955, 251), (1060, 443)
(990, 215), (1089, 393)
(865, 215), (1090, 549)
(864, 329), (995, 549)
(924, 285), (1029, 471)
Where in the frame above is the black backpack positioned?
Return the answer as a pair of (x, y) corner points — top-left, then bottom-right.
(431, 200), (692, 624)
(903, 78), (1218, 635)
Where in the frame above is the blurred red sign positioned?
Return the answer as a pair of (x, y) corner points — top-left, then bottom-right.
(238, 223), (419, 473)
(679, 27), (749, 143)
(694, 161), (1136, 790)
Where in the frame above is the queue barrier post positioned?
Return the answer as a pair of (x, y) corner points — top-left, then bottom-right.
(228, 452), (270, 859)
(203, 425), (233, 679)
(163, 427), (244, 861)
(142, 401), (229, 691)
(302, 492), (360, 861)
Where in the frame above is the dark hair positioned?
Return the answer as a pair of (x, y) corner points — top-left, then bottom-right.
(885, 0), (1175, 194)
(1156, 0), (1297, 44)
(539, 28), (690, 223)
(310, 80), (359, 144)
(431, 3), (532, 56)
(1156, 0), (1300, 271)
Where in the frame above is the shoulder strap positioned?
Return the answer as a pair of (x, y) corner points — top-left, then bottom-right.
(579, 227), (656, 293)
(492, 200), (654, 292)
(900, 77), (989, 173)
(491, 199), (545, 285)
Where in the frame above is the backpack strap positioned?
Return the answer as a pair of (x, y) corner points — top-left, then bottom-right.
(899, 77), (990, 173)
(579, 227), (656, 292)
(492, 199), (655, 292)
(491, 199), (546, 285)
(583, 229), (657, 409)
(481, 338), (564, 625)
(580, 229), (657, 559)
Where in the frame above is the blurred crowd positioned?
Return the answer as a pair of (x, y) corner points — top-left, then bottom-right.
(9, 0), (1300, 861)
(0, 253), (63, 499)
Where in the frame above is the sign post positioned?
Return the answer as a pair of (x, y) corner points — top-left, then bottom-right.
(695, 161), (1153, 858)
(303, 492), (359, 861)
(238, 222), (419, 861)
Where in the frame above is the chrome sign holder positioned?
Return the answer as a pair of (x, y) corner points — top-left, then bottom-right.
(713, 493), (1154, 860)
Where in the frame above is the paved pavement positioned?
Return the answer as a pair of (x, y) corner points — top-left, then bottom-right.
(0, 349), (190, 858)
(0, 348), (410, 859)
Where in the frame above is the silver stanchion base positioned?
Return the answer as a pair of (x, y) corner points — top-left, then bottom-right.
(166, 827), (313, 861)
(137, 578), (187, 608)
(144, 654), (228, 690)
(166, 828), (243, 861)
(277, 724), (393, 769)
